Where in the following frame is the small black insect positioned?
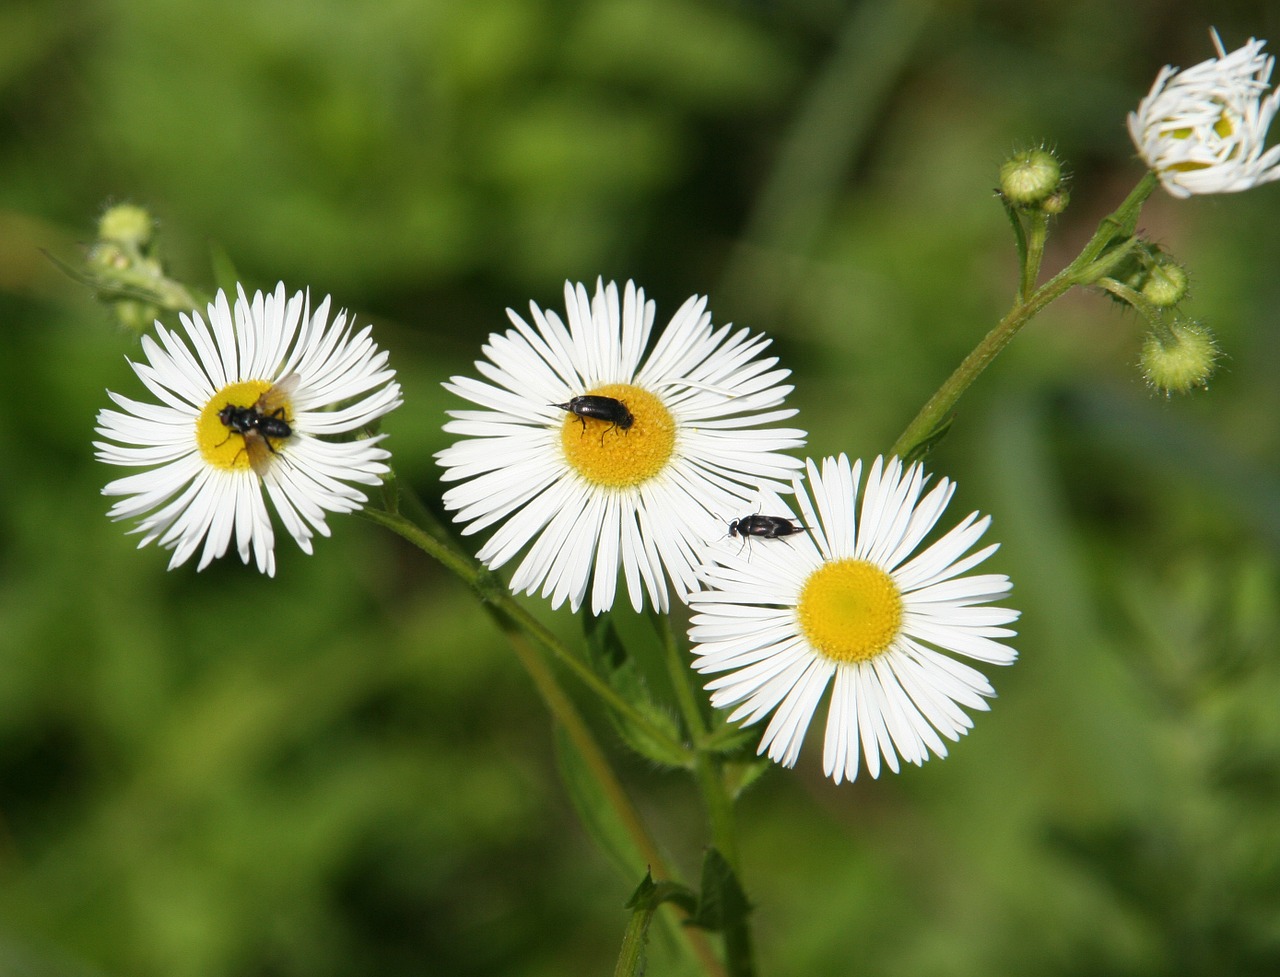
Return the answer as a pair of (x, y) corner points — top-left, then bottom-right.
(728, 514), (805, 542)
(217, 373), (300, 476)
(552, 395), (634, 443)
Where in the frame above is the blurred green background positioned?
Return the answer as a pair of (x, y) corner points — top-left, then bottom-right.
(4, 0), (1280, 974)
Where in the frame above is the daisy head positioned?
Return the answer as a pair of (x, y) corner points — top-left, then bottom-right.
(689, 455), (1019, 785)
(95, 283), (402, 576)
(435, 278), (806, 614)
(1128, 28), (1280, 197)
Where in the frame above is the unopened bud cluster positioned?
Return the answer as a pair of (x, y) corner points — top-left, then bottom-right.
(1095, 243), (1213, 393)
(1109, 247), (1191, 309)
(83, 203), (194, 333)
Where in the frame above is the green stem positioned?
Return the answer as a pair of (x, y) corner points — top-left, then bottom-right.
(1074, 171), (1159, 266)
(1096, 276), (1171, 337)
(489, 630), (727, 977)
(360, 502), (724, 976)
(361, 505), (689, 764)
(614, 899), (654, 977)
(614, 878), (699, 977)
(655, 614), (737, 875)
(651, 614), (755, 977)
(652, 613), (740, 871)
(889, 172), (1159, 462)
(888, 272), (1074, 461)
(1020, 210), (1050, 302)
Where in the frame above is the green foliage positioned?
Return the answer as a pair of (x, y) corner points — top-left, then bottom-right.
(583, 612), (688, 769)
(554, 724), (647, 883)
(616, 872), (699, 977)
(4, 1), (1280, 976)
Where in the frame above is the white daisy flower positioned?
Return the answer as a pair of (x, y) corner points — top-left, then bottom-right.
(1128, 28), (1280, 197)
(436, 278), (806, 615)
(95, 283), (402, 576)
(689, 455), (1019, 785)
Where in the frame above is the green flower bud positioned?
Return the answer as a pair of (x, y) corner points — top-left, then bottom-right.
(112, 298), (163, 333)
(1140, 260), (1190, 307)
(999, 148), (1063, 207)
(85, 240), (132, 275)
(1040, 189), (1070, 214)
(97, 203), (155, 252)
(1140, 319), (1219, 394)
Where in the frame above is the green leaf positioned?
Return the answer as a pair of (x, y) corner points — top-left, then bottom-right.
(625, 871), (697, 916)
(699, 718), (758, 756)
(552, 726), (646, 880)
(721, 755), (773, 800)
(901, 412), (954, 466)
(615, 872), (698, 977)
(689, 848), (756, 977)
(688, 847), (751, 932)
(584, 613), (689, 768)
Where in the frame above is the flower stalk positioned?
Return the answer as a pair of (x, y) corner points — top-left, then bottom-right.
(890, 172), (1158, 462)
(652, 611), (742, 873)
(362, 500), (726, 977)
(360, 501), (691, 764)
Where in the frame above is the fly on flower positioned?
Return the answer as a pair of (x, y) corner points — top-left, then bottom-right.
(216, 372), (300, 476)
(727, 513), (805, 552)
(1129, 28), (1280, 197)
(95, 283), (402, 576)
(689, 456), (1019, 785)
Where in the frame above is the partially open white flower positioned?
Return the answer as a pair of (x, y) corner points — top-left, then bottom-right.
(1129, 29), (1280, 197)
(96, 284), (401, 576)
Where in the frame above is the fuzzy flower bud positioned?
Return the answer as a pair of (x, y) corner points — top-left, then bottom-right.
(1040, 189), (1070, 215)
(1140, 260), (1190, 307)
(69, 202), (194, 334)
(1129, 29), (1280, 197)
(999, 148), (1063, 207)
(1140, 319), (1219, 394)
(97, 203), (155, 253)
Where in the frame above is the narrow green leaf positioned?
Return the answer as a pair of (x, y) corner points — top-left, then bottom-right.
(690, 848), (756, 977)
(901, 413), (954, 465)
(553, 726), (646, 880)
(1000, 194), (1029, 289)
(699, 719), (758, 756)
(584, 613), (689, 768)
(689, 848), (750, 931)
(721, 756), (773, 800)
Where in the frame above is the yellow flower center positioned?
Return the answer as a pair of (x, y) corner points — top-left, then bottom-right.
(559, 383), (675, 488)
(1165, 107), (1238, 172)
(796, 558), (904, 663)
(196, 380), (290, 471)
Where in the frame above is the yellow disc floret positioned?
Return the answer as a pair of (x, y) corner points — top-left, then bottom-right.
(560, 383), (675, 488)
(797, 558), (904, 663)
(1165, 107), (1238, 174)
(197, 379), (278, 471)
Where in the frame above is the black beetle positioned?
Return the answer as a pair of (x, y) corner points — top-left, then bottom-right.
(552, 394), (634, 443)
